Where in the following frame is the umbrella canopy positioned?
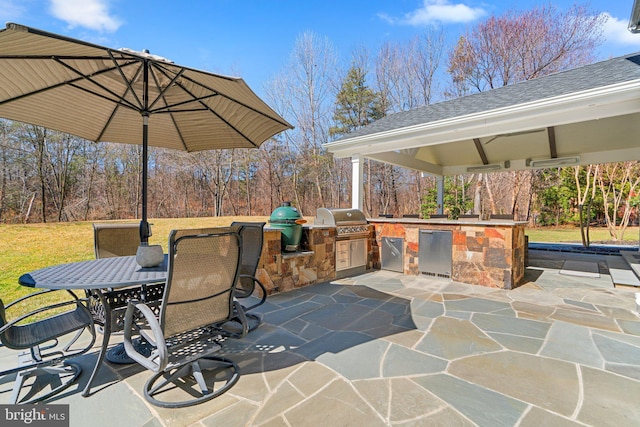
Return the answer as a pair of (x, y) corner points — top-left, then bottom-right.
(0, 23), (292, 241)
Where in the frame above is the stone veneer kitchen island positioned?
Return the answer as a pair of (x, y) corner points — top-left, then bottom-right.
(369, 218), (527, 289)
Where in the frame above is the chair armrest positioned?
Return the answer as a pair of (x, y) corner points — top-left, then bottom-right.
(4, 289), (79, 310)
(123, 300), (167, 372)
(0, 291), (94, 354)
(0, 293), (91, 335)
(232, 300), (249, 337)
(236, 274), (267, 311)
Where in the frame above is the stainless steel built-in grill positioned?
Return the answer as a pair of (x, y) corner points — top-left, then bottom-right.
(315, 208), (369, 276)
(315, 208), (369, 240)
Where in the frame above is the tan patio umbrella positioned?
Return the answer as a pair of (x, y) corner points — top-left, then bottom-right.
(0, 23), (292, 242)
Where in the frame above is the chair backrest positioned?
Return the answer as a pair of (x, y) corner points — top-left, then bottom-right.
(171, 226), (233, 240)
(230, 222), (266, 297)
(429, 214), (449, 219)
(160, 230), (241, 338)
(93, 223), (140, 259)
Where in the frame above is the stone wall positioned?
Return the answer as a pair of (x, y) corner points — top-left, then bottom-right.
(253, 220), (524, 294)
(370, 220), (526, 289)
(255, 227), (334, 294)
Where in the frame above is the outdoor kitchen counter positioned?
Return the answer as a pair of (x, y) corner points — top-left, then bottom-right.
(368, 218), (527, 289)
(369, 217), (527, 226)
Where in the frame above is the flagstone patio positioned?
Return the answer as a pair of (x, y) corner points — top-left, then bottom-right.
(2, 249), (640, 426)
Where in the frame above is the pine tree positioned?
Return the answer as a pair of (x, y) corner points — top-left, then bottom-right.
(330, 65), (384, 138)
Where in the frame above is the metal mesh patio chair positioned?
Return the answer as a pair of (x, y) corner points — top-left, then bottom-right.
(122, 230), (242, 408)
(171, 226), (252, 338)
(93, 223), (140, 259)
(230, 221), (267, 330)
(172, 223), (266, 307)
(0, 289), (96, 404)
(89, 223), (165, 364)
(90, 223), (165, 333)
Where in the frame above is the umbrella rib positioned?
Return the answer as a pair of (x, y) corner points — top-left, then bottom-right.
(95, 99), (122, 142)
(151, 65), (258, 147)
(177, 83), (258, 147)
(108, 49), (145, 111)
(53, 57), (143, 111)
(148, 66), (189, 150)
(94, 50), (149, 141)
(66, 83), (140, 114)
(0, 57), (137, 110)
(147, 66), (185, 111)
(149, 97), (218, 113)
(153, 62), (292, 130)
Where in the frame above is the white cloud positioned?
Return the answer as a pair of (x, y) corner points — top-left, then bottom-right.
(602, 12), (640, 48)
(0, 0), (26, 21)
(49, 0), (122, 32)
(380, 0), (486, 26)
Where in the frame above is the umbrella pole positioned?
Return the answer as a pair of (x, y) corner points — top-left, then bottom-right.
(140, 58), (150, 244)
(136, 107), (162, 266)
(140, 113), (150, 244)
(136, 113), (163, 267)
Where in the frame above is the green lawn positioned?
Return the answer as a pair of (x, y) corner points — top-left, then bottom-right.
(1, 219), (638, 303)
(525, 226), (640, 244)
(0, 217), (269, 302)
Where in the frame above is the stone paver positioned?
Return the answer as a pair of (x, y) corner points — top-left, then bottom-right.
(578, 365), (640, 426)
(540, 321), (605, 367)
(415, 316), (503, 359)
(414, 373), (528, 426)
(448, 351), (580, 417)
(2, 249), (640, 426)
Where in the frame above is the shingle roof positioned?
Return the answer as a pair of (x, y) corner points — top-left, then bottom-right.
(335, 53), (640, 141)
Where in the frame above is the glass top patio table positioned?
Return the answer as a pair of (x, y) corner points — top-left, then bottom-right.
(18, 255), (168, 398)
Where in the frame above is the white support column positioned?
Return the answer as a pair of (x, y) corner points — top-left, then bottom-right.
(351, 155), (364, 210)
(436, 175), (444, 214)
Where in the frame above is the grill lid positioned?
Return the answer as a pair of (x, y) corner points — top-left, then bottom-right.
(315, 208), (367, 226)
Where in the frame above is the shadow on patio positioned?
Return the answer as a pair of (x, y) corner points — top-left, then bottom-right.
(3, 250), (640, 426)
(219, 282), (419, 377)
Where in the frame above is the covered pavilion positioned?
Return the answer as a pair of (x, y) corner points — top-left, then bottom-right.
(324, 53), (640, 210)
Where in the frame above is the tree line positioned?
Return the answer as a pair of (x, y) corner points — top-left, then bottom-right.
(1, 3), (637, 241)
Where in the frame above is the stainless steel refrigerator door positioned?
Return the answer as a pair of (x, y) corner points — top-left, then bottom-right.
(381, 237), (404, 272)
(419, 230), (452, 277)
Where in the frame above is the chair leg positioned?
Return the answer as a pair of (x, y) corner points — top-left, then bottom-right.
(190, 361), (208, 394)
(143, 357), (239, 408)
(9, 370), (29, 404)
(9, 362), (81, 404)
(62, 328), (85, 352)
(245, 313), (262, 332)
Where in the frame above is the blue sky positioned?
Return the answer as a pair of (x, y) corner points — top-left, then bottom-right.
(2, 0), (639, 97)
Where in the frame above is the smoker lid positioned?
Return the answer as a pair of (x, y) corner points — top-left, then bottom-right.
(315, 208), (367, 225)
(270, 202), (303, 224)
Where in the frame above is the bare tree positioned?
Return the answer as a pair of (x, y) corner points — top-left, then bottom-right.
(446, 2), (606, 220)
(370, 30), (446, 216)
(265, 31), (338, 213)
(375, 28), (445, 113)
(574, 164), (599, 246)
(597, 162), (640, 241)
(447, 3), (606, 92)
